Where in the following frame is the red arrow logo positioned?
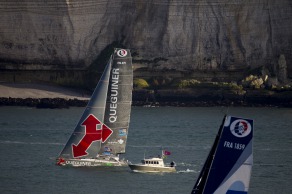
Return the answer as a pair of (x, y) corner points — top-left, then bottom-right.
(72, 114), (113, 158)
(102, 124), (113, 143)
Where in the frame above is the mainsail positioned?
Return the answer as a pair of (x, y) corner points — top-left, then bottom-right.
(58, 48), (132, 162)
(101, 48), (133, 155)
(192, 115), (253, 194)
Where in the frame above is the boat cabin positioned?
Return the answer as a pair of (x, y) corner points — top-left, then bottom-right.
(141, 157), (165, 167)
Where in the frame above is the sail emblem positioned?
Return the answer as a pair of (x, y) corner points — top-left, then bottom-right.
(230, 119), (251, 138)
(118, 139), (124, 144)
(117, 49), (128, 57)
(72, 114), (113, 158)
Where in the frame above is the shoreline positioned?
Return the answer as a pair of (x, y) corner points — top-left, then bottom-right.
(0, 97), (291, 108)
(1, 83), (291, 108)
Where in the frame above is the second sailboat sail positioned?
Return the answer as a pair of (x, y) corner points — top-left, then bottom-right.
(191, 115), (253, 193)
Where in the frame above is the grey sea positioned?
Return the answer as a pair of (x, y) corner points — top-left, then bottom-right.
(0, 106), (291, 194)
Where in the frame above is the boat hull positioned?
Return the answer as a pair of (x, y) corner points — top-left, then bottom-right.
(129, 164), (176, 173)
(57, 158), (127, 167)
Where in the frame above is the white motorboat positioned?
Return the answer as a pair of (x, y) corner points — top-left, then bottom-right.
(128, 151), (176, 173)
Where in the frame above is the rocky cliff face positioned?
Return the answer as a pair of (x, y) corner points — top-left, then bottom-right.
(0, 0), (291, 75)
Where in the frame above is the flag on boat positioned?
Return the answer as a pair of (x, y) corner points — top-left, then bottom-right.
(163, 150), (171, 155)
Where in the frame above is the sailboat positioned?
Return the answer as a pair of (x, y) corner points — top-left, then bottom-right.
(56, 48), (133, 167)
(191, 115), (253, 194)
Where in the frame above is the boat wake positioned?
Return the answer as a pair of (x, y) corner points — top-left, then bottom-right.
(177, 169), (196, 173)
(177, 162), (197, 167)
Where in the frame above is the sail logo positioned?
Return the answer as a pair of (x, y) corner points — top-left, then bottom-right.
(109, 68), (119, 123)
(117, 49), (127, 57)
(103, 147), (112, 155)
(230, 119), (251, 138)
(118, 139), (124, 144)
(72, 114), (113, 158)
(119, 129), (127, 136)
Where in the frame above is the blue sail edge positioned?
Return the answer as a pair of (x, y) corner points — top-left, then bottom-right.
(192, 115), (253, 194)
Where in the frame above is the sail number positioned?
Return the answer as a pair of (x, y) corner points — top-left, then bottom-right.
(223, 141), (245, 150)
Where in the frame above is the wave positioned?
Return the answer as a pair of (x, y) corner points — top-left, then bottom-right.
(177, 169), (197, 173)
(0, 140), (64, 145)
(255, 148), (292, 151)
(176, 162), (197, 167)
(128, 145), (167, 148)
(254, 163), (287, 167)
(128, 145), (210, 149)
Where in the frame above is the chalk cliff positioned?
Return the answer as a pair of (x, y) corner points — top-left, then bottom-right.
(0, 0), (291, 75)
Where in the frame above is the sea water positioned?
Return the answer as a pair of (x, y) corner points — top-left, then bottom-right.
(0, 106), (291, 194)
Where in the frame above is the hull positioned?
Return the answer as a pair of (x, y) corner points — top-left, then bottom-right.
(129, 164), (176, 173)
(57, 158), (128, 167)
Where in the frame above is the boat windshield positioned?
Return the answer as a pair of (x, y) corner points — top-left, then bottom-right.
(142, 160), (160, 165)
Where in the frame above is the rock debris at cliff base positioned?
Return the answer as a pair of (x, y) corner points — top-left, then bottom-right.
(0, 83), (291, 108)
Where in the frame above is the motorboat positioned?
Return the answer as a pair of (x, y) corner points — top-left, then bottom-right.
(128, 151), (176, 173)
